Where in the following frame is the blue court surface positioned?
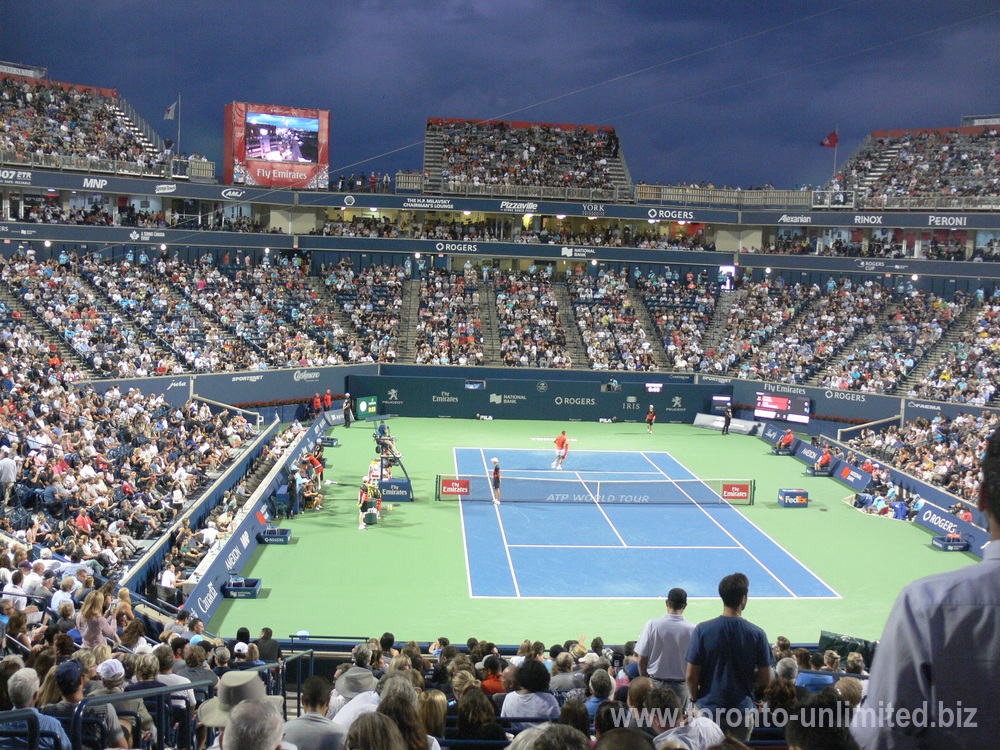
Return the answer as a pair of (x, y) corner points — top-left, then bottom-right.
(455, 447), (839, 600)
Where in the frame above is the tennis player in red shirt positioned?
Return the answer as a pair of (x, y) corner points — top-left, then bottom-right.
(552, 431), (569, 470)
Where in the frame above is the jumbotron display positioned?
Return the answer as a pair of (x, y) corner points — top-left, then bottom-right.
(754, 392), (811, 424)
(223, 101), (329, 189)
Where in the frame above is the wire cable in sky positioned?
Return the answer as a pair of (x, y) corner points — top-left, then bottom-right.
(330, 0), (870, 173)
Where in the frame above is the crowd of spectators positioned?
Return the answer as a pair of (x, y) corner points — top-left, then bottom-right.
(567, 270), (657, 371)
(906, 303), (1000, 405)
(431, 119), (621, 193)
(2, 256), (185, 378)
(87, 258), (266, 373)
(414, 268), (484, 366)
(700, 280), (810, 377)
(323, 263), (402, 362)
(0, 77), (154, 164)
(636, 272), (717, 371)
(494, 271), (572, 368)
(850, 410), (998, 507)
(739, 280), (888, 384)
(819, 290), (964, 393)
(832, 128), (1000, 202)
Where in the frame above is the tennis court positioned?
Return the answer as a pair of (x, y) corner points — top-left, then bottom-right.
(452, 447), (840, 600)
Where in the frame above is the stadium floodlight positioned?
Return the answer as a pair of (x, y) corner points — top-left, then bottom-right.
(588, 216), (598, 221)
(264, 247), (270, 254)
(677, 220), (687, 226)
(524, 213), (533, 220)
(370, 207), (377, 212)
(44, 240), (51, 248)
(160, 244), (167, 251)
(765, 267), (772, 274)
(591, 259), (598, 266)
(414, 252), (421, 259)
(556, 214), (566, 220)
(463, 210), (472, 216)
(911, 274), (919, 281)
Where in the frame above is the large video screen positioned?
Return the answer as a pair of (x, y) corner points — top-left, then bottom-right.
(224, 102), (329, 189)
(754, 392), (811, 424)
(245, 112), (320, 164)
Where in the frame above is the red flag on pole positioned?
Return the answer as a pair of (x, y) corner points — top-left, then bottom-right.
(820, 131), (839, 148)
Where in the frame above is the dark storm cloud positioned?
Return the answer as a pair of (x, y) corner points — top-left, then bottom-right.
(2, 0), (998, 188)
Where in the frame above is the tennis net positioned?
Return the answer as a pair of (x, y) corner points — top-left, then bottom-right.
(435, 475), (754, 505)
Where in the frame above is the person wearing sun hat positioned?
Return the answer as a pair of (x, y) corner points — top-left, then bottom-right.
(197, 670), (285, 732)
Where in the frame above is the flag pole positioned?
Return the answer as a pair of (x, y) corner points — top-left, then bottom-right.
(177, 93), (182, 158)
(832, 124), (839, 178)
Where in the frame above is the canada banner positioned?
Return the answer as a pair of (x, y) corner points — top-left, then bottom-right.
(224, 101), (330, 189)
(820, 131), (840, 148)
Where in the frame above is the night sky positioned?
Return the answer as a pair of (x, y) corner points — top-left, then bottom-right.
(3, 1), (999, 189)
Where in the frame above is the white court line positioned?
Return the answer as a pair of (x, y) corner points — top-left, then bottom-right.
(654, 448), (842, 599)
(479, 449), (521, 597)
(640, 452), (798, 598)
(453, 446), (474, 599)
(575, 471), (627, 547)
(509, 544), (742, 549)
(469, 594), (837, 600)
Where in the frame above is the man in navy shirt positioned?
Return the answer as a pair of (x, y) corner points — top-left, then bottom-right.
(685, 572), (772, 742)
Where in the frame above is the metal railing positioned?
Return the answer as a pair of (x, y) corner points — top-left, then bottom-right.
(635, 184), (814, 209)
(0, 149), (216, 183)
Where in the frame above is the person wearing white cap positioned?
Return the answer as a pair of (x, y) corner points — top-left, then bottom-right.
(90, 658), (157, 743)
(491, 458), (501, 505)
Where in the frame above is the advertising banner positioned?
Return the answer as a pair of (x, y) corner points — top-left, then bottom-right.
(742, 210), (1000, 231)
(914, 502), (991, 557)
(731, 381), (901, 425)
(224, 101), (330, 189)
(347, 375), (707, 423)
(183, 499), (272, 622)
(378, 479), (413, 503)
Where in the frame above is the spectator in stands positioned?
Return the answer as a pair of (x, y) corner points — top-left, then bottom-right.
(852, 425), (1000, 748)
(456, 687), (507, 740)
(789, 690), (860, 750)
(636, 587), (695, 705)
(796, 653), (835, 693)
(501, 658), (560, 730)
(417, 689), (447, 742)
(594, 727), (655, 749)
(644, 686), (724, 748)
(46, 659), (129, 748)
(175, 644), (219, 690)
(198, 670), (284, 745)
(90, 658), (156, 745)
(586, 670), (614, 719)
(686, 573), (773, 742)
(6, 666), (72, 750)
(282, 675), (346, 750)
(344, 712), (406, 750)
(223, 699), (285, 750)
(76, 590), (118, 650)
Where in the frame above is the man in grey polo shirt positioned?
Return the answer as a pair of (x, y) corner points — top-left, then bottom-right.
(282, 675), (345, 750)
(635, 587), (695, 705)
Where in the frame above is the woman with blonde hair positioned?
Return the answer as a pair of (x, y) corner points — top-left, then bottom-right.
(115, 588), (135, 626)
(450, 669), (481, 703)
(389, 654), (413, 672)
(77, 590), (118, 649)
(416, 689), (447, 741)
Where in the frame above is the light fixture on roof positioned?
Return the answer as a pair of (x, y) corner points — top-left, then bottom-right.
(556, 214), (566, 220)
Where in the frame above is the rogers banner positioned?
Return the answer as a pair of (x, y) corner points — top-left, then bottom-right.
(224, 101), (329, 189)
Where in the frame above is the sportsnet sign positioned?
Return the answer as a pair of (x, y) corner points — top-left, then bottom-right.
(721, 483), (751, 502)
